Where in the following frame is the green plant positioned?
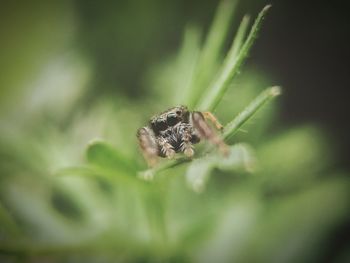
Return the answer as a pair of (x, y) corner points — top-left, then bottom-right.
(0, 1), (349, 262)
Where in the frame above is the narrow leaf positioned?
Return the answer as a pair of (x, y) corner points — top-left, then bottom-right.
(186, 0), (238, 107)
(174, 25), (201, 104)
(223, 86), (281, 141)
(198, 5), (272, 111)
(186, 144), (257, 192)
(226, 15), (251, 63)
(86, 140), (137, 174)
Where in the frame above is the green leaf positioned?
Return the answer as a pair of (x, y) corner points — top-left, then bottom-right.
(0, 202), (22, 238)
(256, 126), (331, 187)
(86, 140), (137, 175)
(198, 5), (272, 111)
(226, 15), (251, 65)
(173, 25), (201, 105)
(186, 144), (257, 192)
(186, 0), (238, 107)
(223, 86), (281, 141)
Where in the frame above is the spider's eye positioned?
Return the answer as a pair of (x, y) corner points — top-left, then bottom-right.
(167, 113), (179, 126)
(155, 119), (167, 131)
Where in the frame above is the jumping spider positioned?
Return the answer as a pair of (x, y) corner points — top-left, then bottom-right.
(137, 105), (228, 166)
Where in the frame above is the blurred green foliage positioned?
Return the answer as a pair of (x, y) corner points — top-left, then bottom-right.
(0, 1), (349, 262)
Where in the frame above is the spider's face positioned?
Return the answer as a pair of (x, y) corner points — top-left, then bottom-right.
(150, 105), (190, 134)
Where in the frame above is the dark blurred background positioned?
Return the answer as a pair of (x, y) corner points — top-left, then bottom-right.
(1, 0), (349, 164)
(251, 0), (350, 171)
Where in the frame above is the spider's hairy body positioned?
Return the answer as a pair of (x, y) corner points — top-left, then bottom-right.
(137, 105), (227, 166)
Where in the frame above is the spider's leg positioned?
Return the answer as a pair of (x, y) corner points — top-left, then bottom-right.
(192, 111), (229, 155)
(158, 137), (175, 159)
(180, 128), (194, 157)
(137, 127), (159, 167)
(202, 111), (224, 130)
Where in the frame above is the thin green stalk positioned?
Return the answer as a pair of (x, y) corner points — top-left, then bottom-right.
(198, 5), (272, 111)
(186, 0), (238, 107)
(223, 86), (281, 141)
(226, 15), (251, 63)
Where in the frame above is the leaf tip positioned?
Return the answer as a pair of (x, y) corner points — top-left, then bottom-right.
(87, 138), (105, 147)
(263, 4), (272, 12)
(242, 14), (251, 22)
(269, 86), (282, 97)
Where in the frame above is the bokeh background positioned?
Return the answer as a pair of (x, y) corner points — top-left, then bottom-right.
(1, 0), (349, 262)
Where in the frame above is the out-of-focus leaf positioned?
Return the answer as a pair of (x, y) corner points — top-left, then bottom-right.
(0, 202), (22, 239)
(173, 25), (201, 105)
(186, 0), (238, 107)
(186, 143), (257, 192)
(0, 176), (112, 245)
(236, 178), (350, 263)
(256, 126), (332, 189)
(193, 196), (261, 263)
(86, 140), (138, 175)
(0, 2), (76, 111)
(216, 143), (257, 172)
(186, 159), (214, 193)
